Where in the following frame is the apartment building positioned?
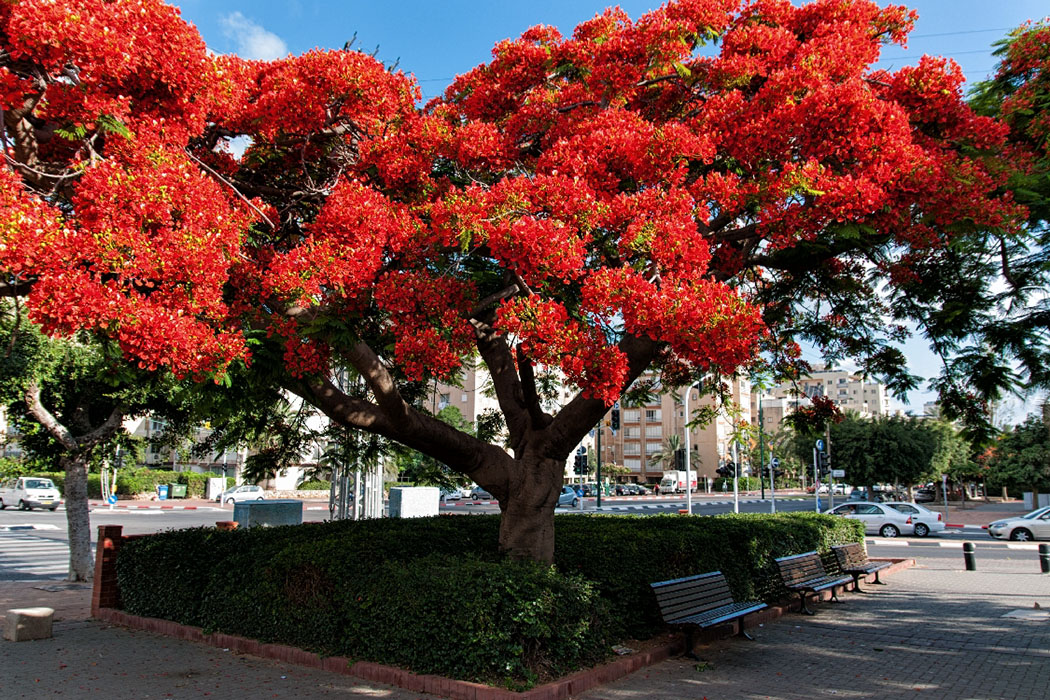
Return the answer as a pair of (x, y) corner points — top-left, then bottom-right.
(766, 364), (890, 417)
(596, 375), (752, 486)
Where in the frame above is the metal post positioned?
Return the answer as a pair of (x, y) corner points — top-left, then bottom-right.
(758, 401), (765, 500)
(732, 440), (739, 513)
(963, 542), (976, 571)
(596, 425), (602, 510)
(684, 385), (692, 516)
(826, 424), (834, 511)
(814, 448), (820, 513)
(1039, 544), (1049, 574)
(769, 457), (777, 514)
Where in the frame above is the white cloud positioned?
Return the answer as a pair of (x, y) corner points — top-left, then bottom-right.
(220, 12), (287, 61)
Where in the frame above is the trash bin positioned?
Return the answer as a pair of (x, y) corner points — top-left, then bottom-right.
(157, 484), (169, 500)
(168, 483), (187, 499)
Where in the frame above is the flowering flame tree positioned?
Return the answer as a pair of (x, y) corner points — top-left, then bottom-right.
(0, 0), (1037, 562)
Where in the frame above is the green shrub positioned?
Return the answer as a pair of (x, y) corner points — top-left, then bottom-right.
(116, 512), (861, 686)
(296, 479), (330, 491)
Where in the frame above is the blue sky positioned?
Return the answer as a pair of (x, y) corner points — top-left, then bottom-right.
(172, 0), (1048, 420)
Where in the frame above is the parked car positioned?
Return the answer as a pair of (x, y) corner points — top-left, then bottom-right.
(614, 483), (628, 495)
(557, 485), (580, 508)
(216, 484), (265, 504)
(439, 488), (461, 502)
(986, 506), (1050, 542)
(0, 476), (62, 511)
(914, 487), (936, 503)
(848, 487), (897, 503)
(469, 486), (493, 500)
(825, 501), (913, 538)
(882, 501), (946, 537)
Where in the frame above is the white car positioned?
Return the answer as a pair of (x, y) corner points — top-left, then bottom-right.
(825, 501), (914, 538)
(0, 477), (62, 511)
(986, 506), (1050, 542)
(216, 484), (266, 504)
(882, 501), (946, 537)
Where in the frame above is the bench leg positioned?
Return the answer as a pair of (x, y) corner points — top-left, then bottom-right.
(872, 570), (886, 585)
(798, 592), (816, 615)
(829, 588), (844, 604)
(683, 628), (701, 660)
(852, 573), (865, 593)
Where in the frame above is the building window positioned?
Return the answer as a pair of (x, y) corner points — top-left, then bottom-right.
(645, 425), (662, 438)
(645, 409), (661, 421)
(624, 409), (640, 423)
(624, 458), (641, 471)
(645, 441), (661, 454)
(624, 443), (641, 455)
(438, 393), (450, 409)
(624, 427), (640, 438)
(461, 393), (468, 402)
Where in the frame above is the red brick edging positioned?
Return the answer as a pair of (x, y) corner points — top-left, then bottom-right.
(91, 525), (914, 699)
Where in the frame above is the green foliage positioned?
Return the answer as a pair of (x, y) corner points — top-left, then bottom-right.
(116, 512), (860, 685)
(828, 413), (970, 488)
(713, 476), (762, 492)
(987, 415), (1050, 494)
(296, 479), (331, 490)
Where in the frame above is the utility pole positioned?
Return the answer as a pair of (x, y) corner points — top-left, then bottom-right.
(759, 401), (765, 500)
(595, 425), (602, 510)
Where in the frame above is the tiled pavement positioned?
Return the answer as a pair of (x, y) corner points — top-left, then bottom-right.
(577, 555), (1050, 700)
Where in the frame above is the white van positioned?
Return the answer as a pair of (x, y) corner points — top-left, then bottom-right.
(0, 476), (62, 511)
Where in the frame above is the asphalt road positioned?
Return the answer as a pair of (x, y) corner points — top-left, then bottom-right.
(1, 497), (1038, 581)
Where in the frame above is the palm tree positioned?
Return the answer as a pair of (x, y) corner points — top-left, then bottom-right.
(648, 434), (699, 471)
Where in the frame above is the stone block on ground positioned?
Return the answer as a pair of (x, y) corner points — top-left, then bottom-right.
(4, 606), (54, 641)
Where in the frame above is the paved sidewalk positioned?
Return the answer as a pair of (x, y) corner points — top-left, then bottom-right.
(579, 556), (1050, 700)
(3, 501), (1046, 699)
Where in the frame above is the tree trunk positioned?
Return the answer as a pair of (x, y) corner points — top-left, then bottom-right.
(497, 455), (564, 563)
(62, 456), (94, 581)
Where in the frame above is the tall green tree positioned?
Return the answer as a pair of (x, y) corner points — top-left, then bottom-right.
(987, 416), (1050, 495)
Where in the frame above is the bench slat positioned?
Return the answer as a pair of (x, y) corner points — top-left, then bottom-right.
(651, 571), (766, 632)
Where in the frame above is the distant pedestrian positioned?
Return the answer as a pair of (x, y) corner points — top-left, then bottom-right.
(654, 483), (660, 495)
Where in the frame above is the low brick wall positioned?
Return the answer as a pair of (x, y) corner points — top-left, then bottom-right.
(90, 524), (914, 699)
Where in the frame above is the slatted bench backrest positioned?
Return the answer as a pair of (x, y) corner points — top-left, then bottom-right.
(651, 572), (734, 624)
(775, 551), (826, 587)
(833, 542), (868, 569)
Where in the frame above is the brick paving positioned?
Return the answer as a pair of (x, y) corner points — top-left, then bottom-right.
(578, 551), (1050, 700)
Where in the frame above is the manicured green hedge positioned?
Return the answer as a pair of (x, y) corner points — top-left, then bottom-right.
(296, 479), (331, 490)
(116, 512), (861, 687)
(33, 469), (234, 499)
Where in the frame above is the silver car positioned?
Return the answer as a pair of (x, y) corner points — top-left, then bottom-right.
(882, 501), (947, 537)
(825, 501), (914, 538)
(216, 484), (265, 504)
(557, 486), (579, 508)
(986, 506), (1050, 542)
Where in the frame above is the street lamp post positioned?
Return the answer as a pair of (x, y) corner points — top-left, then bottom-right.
(683, 384), (693, 516)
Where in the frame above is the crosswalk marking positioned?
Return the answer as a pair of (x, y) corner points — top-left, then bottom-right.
(0, 533), (70, 579)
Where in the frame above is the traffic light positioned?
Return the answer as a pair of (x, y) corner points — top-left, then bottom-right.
(716, 462), (737, 478)
(674, 448), (685, 470)
(573, 453), (587, 475)
(817, 451), (829, 476)
(611, 406), (620, 431)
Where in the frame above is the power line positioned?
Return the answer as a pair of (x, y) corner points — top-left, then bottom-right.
(909, 27), (1013, 39)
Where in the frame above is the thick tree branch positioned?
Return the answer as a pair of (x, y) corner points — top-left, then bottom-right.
(294, 373), (510, 484)
(24, 381), (124, 452)
(473, 320), (530, 454)
(344, 341), (411, 424)
(547, 334), (659, 456)
(516, 345), (552, 429)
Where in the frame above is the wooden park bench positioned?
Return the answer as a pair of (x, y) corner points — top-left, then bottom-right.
(774, 551), (853, 615)
(650, 571), (767, 658)
(832, 542), (891, 592)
